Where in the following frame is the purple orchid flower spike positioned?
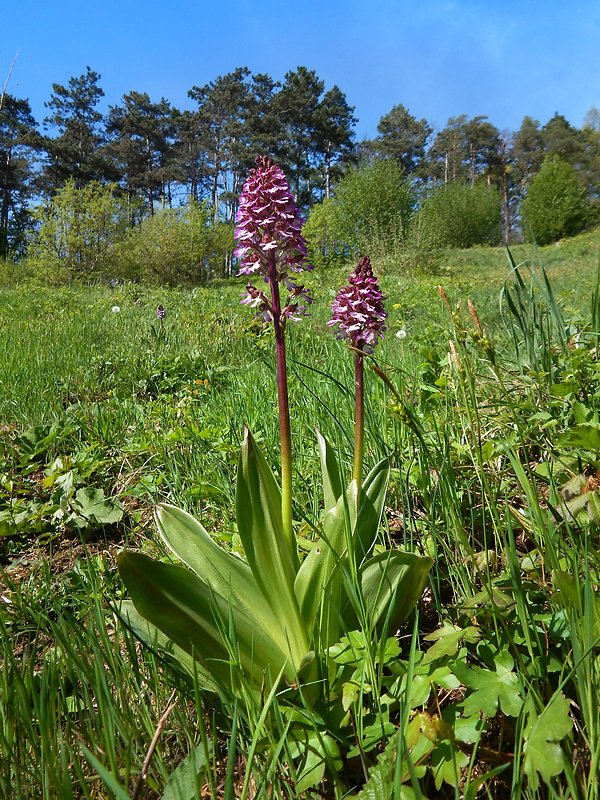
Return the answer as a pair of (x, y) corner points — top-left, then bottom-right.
(235, 156), (313, 325)
(327, 256), (387, 354)
(328, 256), (387, 491)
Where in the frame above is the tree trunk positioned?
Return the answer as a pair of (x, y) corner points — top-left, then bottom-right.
(146, 137), (154, 215)
(0, 148), (11, 259)
(211, 170), (218, 209)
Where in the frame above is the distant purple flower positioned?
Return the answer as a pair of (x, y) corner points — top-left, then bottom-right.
(327, 256), (387, 353)
(235, 156), (312, 322)
(156, 305), (166, 321)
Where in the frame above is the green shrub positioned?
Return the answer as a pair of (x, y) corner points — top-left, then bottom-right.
(114, 201), (234, 285)
(302, 196), (347, 270)
(397, 212), (443, 274)
(520, 155), (590, 245)
(415, 181), (502, 250)
(24, 179), (128, 283)
(305, 159), (416, 264)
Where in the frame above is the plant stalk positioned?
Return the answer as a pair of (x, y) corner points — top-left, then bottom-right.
(353, 349), (365, 492)
(269, 257), (294, 543)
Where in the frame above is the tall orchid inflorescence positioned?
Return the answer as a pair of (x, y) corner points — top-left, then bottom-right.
(329, 256), (387, 488)
(235, 155), (313, 325)
(235, 156), (313, 541)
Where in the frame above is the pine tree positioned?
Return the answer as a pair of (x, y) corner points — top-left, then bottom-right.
(276, 66), (325, 204)
(372, 103), (431, 176)
(314, 86), (356, 199)
(107, 91), (176, 217)
(0, 94), (38, 258)
(427, 115), (470, 184)
(512, 116), (545, 186)
(245, 73), (282, 161)
(172, 108), (210, 205)
(426, 115), (501, 186)
(188, 67), (252, 219)
(463, 116), (502, 187)
(42, 67), (108, 192)
(542, 113), (586, 169)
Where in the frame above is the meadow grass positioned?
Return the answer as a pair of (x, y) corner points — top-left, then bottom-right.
(1, 231), (600, 798)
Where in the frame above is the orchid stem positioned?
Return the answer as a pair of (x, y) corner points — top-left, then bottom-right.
(270, 263), (294, 543)
(353, 350), (365, 495)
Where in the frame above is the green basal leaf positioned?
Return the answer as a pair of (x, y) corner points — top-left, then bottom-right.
(294, 488), (351, 645)
(236, 428), (309, 667)
(344, 550), (433, 634)
(118, 599), (209, 686)
(155, 504), (291, 657)
(316, 429), (343, 513)
(353, 458), (391, 566)
(296, 456), (392, 646)
(238, 426), (298, 568)
(118, 552), (289, 689)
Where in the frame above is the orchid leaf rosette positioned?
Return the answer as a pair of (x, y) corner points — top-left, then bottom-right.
(117, 160), (431, 709)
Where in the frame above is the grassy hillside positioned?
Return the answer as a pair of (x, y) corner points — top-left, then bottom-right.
(1, 231), (600, 798)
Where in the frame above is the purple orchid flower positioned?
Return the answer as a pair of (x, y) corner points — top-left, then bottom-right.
(235, 156), (313, 324)
(327, 256), (387, 354)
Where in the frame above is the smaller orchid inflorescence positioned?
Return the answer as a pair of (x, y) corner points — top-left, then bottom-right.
(329, 256), (387, 488)
(156, 305), (166, 321)
(235, 156), (312, 324)
(328, 256), (387, 353)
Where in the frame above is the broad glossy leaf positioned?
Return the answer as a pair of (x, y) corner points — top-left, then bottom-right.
(295, 461), (390, 643)
(238, 427), (298, 568)
(353, 459), (391, 566)
(155, 504), (291, 656)
(344, 549), (432, 633)
(118, 552), (289, 689)
(316, 429), (343, 513)
(294, 489), (352, 645)
(236, 429), (309, 666)
(118, 599), (210, 686)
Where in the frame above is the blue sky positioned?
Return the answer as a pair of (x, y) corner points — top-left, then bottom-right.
(3, 0), (599, 139)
